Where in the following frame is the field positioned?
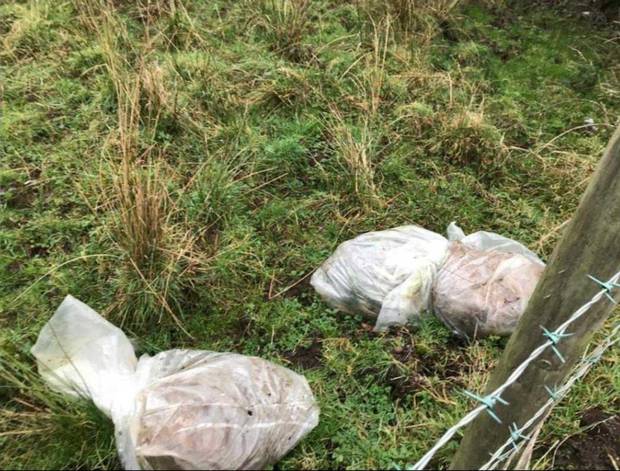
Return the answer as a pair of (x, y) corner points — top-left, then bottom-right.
(1, 0), (619, 469)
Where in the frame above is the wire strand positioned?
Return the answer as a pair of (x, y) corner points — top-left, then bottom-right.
(410, 270), (620, 470)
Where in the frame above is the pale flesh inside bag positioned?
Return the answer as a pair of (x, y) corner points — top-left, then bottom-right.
(31, 296), (319, 470)
(432, 242), (544, 339)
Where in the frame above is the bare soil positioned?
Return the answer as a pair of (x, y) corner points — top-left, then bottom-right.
(283, 339), (323, 370)
(551, 405), (620, 469)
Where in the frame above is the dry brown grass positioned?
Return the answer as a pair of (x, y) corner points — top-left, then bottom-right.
(359, 0), (462, 42)
(0, 3), (44, 56)
(327, 107), (381, 208)
(100, 31), (169, 274)
(365, 15), (391, 116)
(432, 109), (507, 167)
(114, 159), (169, 273)
(252, 0), (312, 61)
(70, 0), (207, 331)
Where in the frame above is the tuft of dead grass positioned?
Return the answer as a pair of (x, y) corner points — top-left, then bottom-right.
(432, 109), (506, 167)
(359, 0), (462, 42)
(327, 107), (382, 208)
(364, 15), (391, 116)
(253, 0), (312, 61)
(74, 2), (207, 332)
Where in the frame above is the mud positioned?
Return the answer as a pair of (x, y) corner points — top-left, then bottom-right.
(552, 405), (620, 470)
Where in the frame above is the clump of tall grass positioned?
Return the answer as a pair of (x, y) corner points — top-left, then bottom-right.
(102, 72), (198, 331)
(359, 0), (462, 40)
(432, 110), (506, 167)
(76, 3), (203, 332)
(325, 17), (392, 209)
(0, 344), (118, 469)
(113, 159), (169, 277)
(253, 0), (312, 61)
(327, 107), (382, 209)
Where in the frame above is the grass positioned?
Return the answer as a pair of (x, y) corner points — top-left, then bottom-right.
(1, 0), (619, 469)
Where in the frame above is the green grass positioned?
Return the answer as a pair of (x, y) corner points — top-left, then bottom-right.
(1, 0), (619, 469)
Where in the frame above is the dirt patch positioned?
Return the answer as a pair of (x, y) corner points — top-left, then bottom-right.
(419, 355), (466, 383)
(322, 439), (346, 471)
(226, 312), (255, 348)
(0, 181), (38, 210)
(552, 405), (620, 470)
(347, 324), (471, 400)
(387, 366), (431, 402)
(7, 260), (22, 273)
(387, 361), (467, 402)
(283, 339), (323, 369)
(446, 334), (471, 349)
(26, 245), (49, 258)
(387, 335), (468, 401)
(387, 341), (427, 400)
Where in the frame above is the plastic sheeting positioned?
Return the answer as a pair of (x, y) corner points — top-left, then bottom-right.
(311, 222), (545, 337)
(310, 226), (449, 331)
(32, 296), (319, 470)
(446, 222), (544, 267)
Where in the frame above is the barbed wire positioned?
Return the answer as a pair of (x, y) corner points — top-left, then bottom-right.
(480, 321), (620, 469)
(410, 270), (620, 470)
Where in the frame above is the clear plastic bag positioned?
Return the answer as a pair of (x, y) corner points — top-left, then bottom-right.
(432, 242), (544, 339)
(310, 225), (449, 331)
(447, 221), (544, 266)
(32, 296), (319, 470)
(311, 222), (544, 336)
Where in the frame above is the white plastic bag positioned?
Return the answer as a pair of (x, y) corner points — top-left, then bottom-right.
(31, 296), (319, 470)
(310, 225), (450, 331)
(311, 222), (545, 336)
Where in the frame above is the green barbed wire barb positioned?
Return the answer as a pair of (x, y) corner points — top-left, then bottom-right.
(587, 274), (620, 303)
(544, 384), (561, 401)
(462, 390), (509, 424)
(586, 351), (603, 364)
(409, 270), (620, 470)
(540, 326), (573, 363)
(508, 423), (531, 451)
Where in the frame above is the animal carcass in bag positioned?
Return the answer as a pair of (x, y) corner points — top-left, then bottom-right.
(432, 242), (544, 339)
(310, 225), (449, 330)
(31, 296), (319, 470)
(311, 221), (545, 337)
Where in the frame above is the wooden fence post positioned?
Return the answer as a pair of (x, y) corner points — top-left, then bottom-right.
(450, 124), (620, 469)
